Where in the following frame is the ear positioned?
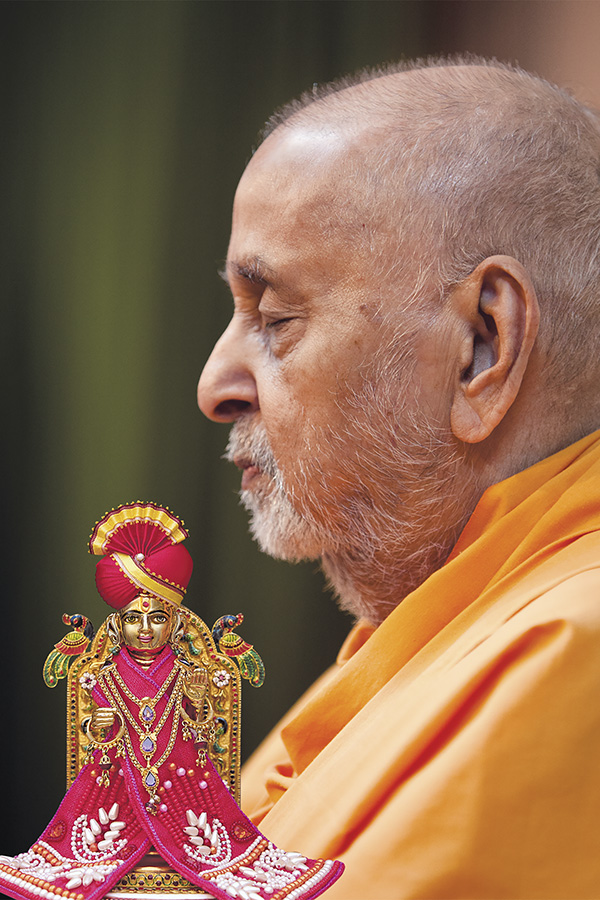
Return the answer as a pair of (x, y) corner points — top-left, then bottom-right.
(106, 612), (122, 647)
(170, 609), (184, 645)
(450, 255), (540, 443)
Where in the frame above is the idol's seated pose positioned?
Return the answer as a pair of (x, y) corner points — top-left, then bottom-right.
(0, 503), (342, 900)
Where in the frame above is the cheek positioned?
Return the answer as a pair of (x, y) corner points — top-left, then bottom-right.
(276, 321), (372, 413)
(259, 363), (343, 459)
(154, 623), (171, 644)
(255, 317), (383, 489)
(122, 624), (136, 643)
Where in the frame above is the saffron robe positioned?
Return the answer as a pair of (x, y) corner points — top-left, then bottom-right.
(242, 430), (600, 899)
(0, 647), (342, 900)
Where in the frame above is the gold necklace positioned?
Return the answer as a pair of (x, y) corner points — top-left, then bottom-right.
(120, 707), (181, 778)
(98, 666), (185, 806)
(111, 662), (178, 723)
(102, 668), (182, 740)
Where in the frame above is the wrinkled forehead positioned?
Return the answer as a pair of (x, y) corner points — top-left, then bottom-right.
(229, 123), (393, 277)
(120, 595), (169, 616)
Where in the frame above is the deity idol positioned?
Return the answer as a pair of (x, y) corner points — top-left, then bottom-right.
(0, 503), (343, 900)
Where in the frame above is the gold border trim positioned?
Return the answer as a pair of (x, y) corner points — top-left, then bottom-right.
(89, 503), (188, 555)
(112, 553), (184, 606)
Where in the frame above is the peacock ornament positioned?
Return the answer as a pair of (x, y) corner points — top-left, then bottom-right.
(211, 613), (265, 688)
(42, 613), (95, 687)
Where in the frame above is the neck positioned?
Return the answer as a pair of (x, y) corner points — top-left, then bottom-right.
(126, 646), (166, 669)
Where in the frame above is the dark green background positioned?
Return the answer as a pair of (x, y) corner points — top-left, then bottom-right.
(0, 0), (543, 854)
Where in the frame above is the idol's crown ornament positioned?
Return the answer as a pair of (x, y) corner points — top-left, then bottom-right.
(89, 501), (193, 610)
(0, 502), (343, 900)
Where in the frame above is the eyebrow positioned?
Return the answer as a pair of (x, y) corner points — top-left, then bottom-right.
(121, 610), (166, 617)
(220, 257), (278, 288)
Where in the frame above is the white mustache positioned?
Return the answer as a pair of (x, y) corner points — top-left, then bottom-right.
(224, 419), (280, 481)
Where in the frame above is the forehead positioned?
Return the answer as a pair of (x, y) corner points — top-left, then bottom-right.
(121, 595), (168, 615)
(227, 117), (433, 328)
(228, 126), (375, 275)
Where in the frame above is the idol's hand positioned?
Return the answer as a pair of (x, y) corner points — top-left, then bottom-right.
(90, 706), (116, 735)
(185, 668), (209, 706)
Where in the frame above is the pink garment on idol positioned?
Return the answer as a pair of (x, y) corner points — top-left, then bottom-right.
(0, 647), (343, 900)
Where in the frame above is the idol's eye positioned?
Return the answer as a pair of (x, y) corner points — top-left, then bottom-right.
(151, 614), (168, 624)
(122, 614), (140, 624)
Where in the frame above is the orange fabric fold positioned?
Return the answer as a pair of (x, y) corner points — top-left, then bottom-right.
(242, 431), (600, 898)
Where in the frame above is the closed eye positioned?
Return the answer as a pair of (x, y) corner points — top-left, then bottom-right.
(264, 317), (294, 329)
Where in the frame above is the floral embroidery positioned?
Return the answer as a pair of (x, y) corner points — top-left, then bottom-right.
(0, 842), (123, 891)
(182, 810), (232, 867)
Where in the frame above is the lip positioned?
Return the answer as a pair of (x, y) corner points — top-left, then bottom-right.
(241, 465), (261, 490)
(234, 456), (262, 490)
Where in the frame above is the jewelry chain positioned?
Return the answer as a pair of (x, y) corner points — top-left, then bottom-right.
(93, 661), (199, 810)
(111, 662), (178, 709)
(120, 701), (183, 775)
(100, 667), (183, 739)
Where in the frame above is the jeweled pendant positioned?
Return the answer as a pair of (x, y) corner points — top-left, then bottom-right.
(139, 701), (156, 724)
(141, 735), (156, 754)
(143, 767), (159, 790)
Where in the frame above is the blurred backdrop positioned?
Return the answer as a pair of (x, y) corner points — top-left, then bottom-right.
(1, 0), (599, 853)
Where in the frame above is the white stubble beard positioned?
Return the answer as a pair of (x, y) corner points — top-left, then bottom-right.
(224, 357), (476, 625)
(225, 420), (328, 562)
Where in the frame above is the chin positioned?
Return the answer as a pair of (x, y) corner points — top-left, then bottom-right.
(129, 644), (166, 653)
(245, 495), (384, 624)
(241, 487), (326, 562)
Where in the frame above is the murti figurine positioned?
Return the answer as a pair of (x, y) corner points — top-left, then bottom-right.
(0, 502), (343, 900)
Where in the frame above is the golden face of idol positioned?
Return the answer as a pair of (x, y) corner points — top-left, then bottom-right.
(119, 595), (172, 653)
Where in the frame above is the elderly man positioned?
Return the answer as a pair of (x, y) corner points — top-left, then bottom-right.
(197, 57), (600, 899)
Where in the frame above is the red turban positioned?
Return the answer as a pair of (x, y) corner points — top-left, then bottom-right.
(88, 502), (193, 611)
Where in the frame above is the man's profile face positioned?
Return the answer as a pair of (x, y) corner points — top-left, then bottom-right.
(200, 127), (400, 547)
(198, 120), (449, 565)
(197, 111), (470, 623)
(120, 595), (172, 652)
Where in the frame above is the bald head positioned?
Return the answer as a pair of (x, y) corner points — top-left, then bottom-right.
(260, 60), (600, 431)
(199, 58), (600, 622)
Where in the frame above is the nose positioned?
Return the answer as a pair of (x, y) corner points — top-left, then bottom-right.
(139, 614), (152, 633)
(197, 319), (259, 422)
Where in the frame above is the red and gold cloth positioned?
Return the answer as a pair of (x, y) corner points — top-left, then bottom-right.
(89, 503), (193, 610)
(0, 648), (343, 900)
